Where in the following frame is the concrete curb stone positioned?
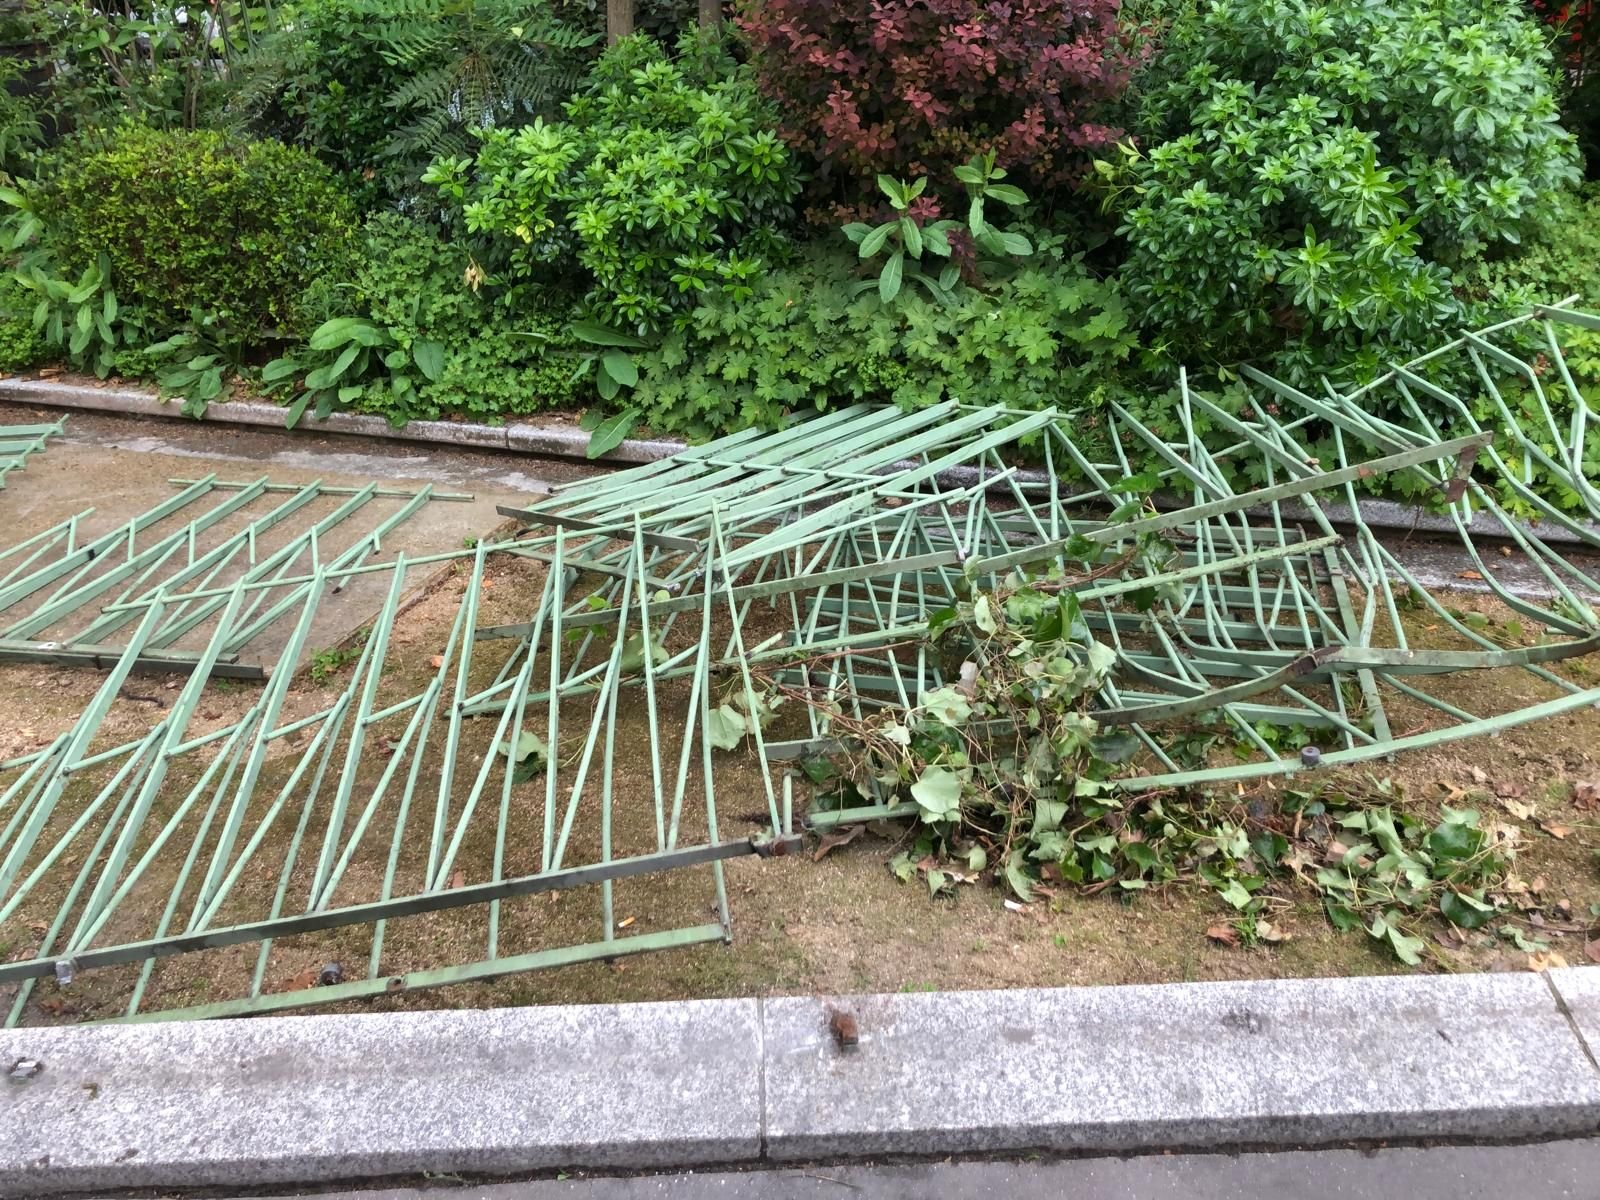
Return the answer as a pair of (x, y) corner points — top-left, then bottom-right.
(3, 971), (1600, 1196)
(762, 972), (1600, 1159)
(0, 999), (762, 1196)
(9, 377), (1597, 543)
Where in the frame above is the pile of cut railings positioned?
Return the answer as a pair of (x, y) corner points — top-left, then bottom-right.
(1, 302), (1598, 1023)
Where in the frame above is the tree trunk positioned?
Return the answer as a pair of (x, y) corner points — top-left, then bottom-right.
(606, 0), (633, 43)
(698, 0), (720, 27)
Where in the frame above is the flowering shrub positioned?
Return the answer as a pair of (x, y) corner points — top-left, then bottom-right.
(738, 0), (1129, 192)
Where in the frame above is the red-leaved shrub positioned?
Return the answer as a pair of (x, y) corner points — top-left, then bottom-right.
(738, 0), (1130, 193)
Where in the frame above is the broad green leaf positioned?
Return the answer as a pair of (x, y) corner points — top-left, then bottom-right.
(569, 320), (646, 349)
(412, 339), (445, 381)
(285, 393), (314, 429)
(586, 409), (638, 459)
(879, 251), (903, 303)
(305, 343), (361, 389)
(308, 317), (386, 351)
(985, 183), (1028, 206)
(601, 350), (638, 388)
(262, 357), (300, 384)
(858, 223), (892, 258)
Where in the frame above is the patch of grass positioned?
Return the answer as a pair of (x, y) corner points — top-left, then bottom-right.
(308, 628), (370, 683)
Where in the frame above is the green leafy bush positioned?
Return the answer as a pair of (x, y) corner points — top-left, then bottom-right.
(268, 213), (584, 425)
(1104, 0), (1582, 381)
(0, 273), (47, 373)
(631, 234), (1139, 439)
(34, 126), (357, 344)
(427, 34), (802, 332)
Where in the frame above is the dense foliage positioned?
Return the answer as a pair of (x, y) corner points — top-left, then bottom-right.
(232, 0), (597, 203)
(428, 34), (801, 331)
(634, 237), (1138, 438)
(0, 0), (1592, 461)
(31, 126), (356, 342)
(740, 0), (1130, 197)
(264, 213), (585, 425)
(1105, 0), (1582, 379)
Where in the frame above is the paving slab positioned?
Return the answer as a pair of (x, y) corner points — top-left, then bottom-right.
(761, 974), (1600, 1159)
(0, 999), (763, 1197)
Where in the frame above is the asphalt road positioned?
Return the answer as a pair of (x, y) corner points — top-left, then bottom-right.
(228, 1142), (1600, 1200)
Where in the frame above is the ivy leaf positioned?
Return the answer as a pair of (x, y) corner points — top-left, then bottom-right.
(973, 594), (997, 634)
(1440, 890), (1495, 929)
(705, 703), (750, 751)
(1004, 849), (1035, 902)
(910, 764), (963, 822)
(889, 851), (916, 883)
(920, 686), (972, 727)
(1091, 729), (1141, 763)
(1217, 878), (1254, 909)
(1086, 641), (1118, 678)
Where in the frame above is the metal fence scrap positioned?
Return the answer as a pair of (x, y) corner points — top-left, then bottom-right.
(3, 304), (1600, 1022)
(0, 475), (467, 675)
(0, 418), (62, 489)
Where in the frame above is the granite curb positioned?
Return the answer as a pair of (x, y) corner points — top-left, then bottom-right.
(6, 377), (1595, 545)
(3, 970), (1599, 1196)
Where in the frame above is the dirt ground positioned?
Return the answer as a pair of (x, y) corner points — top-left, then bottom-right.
(2, 542), (1597, 1026)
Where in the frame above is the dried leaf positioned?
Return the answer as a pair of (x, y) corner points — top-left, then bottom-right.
(1469, 766), (1489, 785)
(1527, 950), (1570, 972)
(1585, 939), (1600, 964)
(447, 870), (465, 889)
(430, 654), (445, 669)
(812, 824), (864, 862)
(1538, 821), (1572, 840)
(1503, 799), (1536, 821)
(282, 968), (319, 992)
(1254, 920), (1292, 943)
(1574, 781), (1600, 812)
(1457, 570), (1484, 581)
(1495, 779), (1526, 800)
(1206, 922), (1240, 946)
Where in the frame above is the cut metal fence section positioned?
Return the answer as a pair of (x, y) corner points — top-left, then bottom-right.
(0, 475), (467, 674)
(0, 419), (62, 489)
(5, 304), (1600, 1022)
(0, 526), (798, 1024)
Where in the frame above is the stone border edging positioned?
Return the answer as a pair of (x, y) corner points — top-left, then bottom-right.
(3, 376), (1598, 546)
(2, 969), (1598, 1196)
